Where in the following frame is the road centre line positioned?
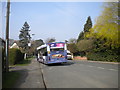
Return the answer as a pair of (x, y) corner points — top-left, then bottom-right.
(89, 66), (118, 71)
(77, 63), (118, 71)
(88, 65), (94, 67)
(97, 67), (105, 69)
(109, 69), (118, 71)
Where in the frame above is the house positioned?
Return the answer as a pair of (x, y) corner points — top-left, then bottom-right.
(0, 38), (5, 48)
(10, 41), (19, 49)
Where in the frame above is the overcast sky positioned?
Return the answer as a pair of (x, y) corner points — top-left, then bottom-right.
(1, 1), (103, 42)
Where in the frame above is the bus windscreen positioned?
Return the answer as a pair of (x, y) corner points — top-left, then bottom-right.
(50, 48), (64, 52)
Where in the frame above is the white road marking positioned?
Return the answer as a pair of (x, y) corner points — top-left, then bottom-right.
(87, 66), (118, 72)
(97, 67), (105, 69)
(77, 63), (118, 72)
(88, 65), (94, 67)
(109, 69), (118, 71)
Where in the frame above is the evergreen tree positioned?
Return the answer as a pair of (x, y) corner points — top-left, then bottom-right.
(77, 31), (84, 42)
(84, 16), (92, 32)
(19, 22), (31, 53)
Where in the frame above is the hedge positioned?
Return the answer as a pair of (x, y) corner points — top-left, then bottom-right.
(1, 47), (5, 72)
(9, 48), (24, 65)
(87, 52), (119, 62)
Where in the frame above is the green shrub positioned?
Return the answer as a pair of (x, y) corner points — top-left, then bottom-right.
(9, 48), (24, 65)
(67, 43), (79, 54)
(77, 39), (95, 52)
(1, 47), (5, 72)
(87, 52), (119, 62)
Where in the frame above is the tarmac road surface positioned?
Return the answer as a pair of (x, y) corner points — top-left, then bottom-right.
(41, 60), (119, 88)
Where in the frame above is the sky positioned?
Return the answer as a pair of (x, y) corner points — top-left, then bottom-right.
(1, 1), (104, 42)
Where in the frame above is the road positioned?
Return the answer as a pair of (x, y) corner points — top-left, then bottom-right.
(40, 60), (118, 88)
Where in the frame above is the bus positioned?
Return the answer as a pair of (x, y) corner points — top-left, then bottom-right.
(37, 42), (68, 64)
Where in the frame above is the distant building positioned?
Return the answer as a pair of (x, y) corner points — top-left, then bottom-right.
(10, 42), (19, 49)
(9, 39), (14, 47)
(0, 38), (5, 48)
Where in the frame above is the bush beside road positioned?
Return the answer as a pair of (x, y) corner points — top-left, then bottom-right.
(9, 48), (24, 65)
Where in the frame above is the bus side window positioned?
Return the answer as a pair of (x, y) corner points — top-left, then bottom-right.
(43, 52), (47, 56)
(45, 52), (48, 56)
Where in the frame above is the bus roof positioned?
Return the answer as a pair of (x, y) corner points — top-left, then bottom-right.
(37, 44), (47, 50)
(37, 42), (66, 50)
(47, 42), (65, 44)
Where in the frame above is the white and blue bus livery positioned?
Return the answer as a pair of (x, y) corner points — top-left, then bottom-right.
(37, 42), (68, 64)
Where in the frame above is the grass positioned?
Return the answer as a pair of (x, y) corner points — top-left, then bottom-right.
(2, 57), (34, 88)
(11, 57), (33, 66)
(2, 71), (21, 88)
(16, 58), (32, 66)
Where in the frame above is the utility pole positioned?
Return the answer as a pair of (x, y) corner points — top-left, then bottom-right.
(5, 0), (10, 72)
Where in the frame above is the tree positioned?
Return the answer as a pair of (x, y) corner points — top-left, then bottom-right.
(77, 16), (92, 41)
(86, 2), (120, 49)
(33, 39), (44, 48)
(77, 31), (84, 42)
(19, 22), (31, 53)
(67, 43), (78, 54)
(68, 38), (77, 44)
(77, 39), (95, 52)
(45, 37), (56, 43)
(84, 16), (92, 32)
(30, 39), (44, 54)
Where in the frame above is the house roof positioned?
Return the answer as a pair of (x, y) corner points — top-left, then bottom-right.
(10, 42), (19, 49)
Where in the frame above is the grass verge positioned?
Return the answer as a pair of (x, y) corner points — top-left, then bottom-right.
(3, 57), (34, 88)
(2, 71), (21, 88)
(12, 57), (33, 66)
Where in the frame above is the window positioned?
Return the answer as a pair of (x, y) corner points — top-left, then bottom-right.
(50, 48), (64, 52)
(67, 53), (71, 55)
